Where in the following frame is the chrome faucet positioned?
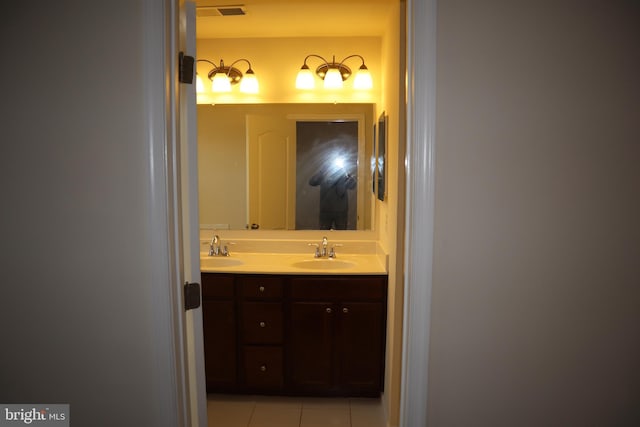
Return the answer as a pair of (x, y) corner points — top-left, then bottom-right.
(204, 233), (232, 256)
(309, 236), (336, 258)
(210, 234), (233, 257)
(208, 234), (220, 256)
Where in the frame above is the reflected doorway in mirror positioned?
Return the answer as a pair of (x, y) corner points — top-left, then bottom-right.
(297, 121), (358, 230)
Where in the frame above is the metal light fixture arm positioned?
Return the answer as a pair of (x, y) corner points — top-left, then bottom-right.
(301, 54), (331, 69)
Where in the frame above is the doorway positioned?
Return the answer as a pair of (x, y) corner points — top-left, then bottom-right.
(296, 121), (359, 230)
(188, 0), (412, 427)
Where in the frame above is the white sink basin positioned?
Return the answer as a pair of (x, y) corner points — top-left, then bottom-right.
(200, 257), (244, 269)
(290, 259), (357, 270)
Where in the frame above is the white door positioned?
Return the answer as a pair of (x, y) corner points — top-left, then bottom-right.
(179, 1), (207, 426)
(246, 114), (296, 230)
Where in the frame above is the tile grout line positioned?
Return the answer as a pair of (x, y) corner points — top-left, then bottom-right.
(245, 401), (257, 427)
(349, 398), (353, 427)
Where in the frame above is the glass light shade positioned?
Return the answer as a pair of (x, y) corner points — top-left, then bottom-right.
(211, 72), (232, 92)
(196, 74), (205, 93)
(353, 67), (373, 90)
(239, 71), (259, 94)
(323, 68), (344, 89)
(296, 67), (315, 89)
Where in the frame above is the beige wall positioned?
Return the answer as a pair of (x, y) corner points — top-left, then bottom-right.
(429, 1), (640, 425)
(198, 104), (248, 229)
(376, 2), (404, 426)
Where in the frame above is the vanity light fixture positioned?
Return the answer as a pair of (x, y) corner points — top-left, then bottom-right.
(196, 58), (259, 94)
(295, 54), (373, 90)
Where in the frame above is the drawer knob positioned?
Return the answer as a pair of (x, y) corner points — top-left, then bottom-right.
(342, 307), (349, 314)
(326, 307), (332, 314)
(259, 286), (265, 292)
(260, 365), (267, 372)
(259, 321), (266, 328)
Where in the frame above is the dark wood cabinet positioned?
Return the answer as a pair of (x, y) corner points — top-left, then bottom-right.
(289, 276), (387, 396)
(201, 272), (387, 397)
(201, 274), (237, 391)
(290, 302), (335, 391)
(238, 275), (285, 392)
(336, 302), (385, 393)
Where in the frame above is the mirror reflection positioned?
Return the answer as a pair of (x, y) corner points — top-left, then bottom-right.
(198, 103), (375, 231)
(298, 121), (358, 230)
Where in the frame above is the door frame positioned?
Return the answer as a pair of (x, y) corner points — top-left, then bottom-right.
(178, 1), (209, 426)
(144, 0), (191, 425)
(146, 0), (208, 426)
(400, 0), (437, 426)
(157, 0), (439, 425)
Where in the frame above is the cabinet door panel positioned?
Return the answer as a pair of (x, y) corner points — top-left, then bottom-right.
(243, 346), (283, 390)
(241, 302), (283, 344)
(202, 300), (237, 390)
(239, 276), (284, 299)
(337, 302), (384, 392)
(290, 302), (334, 391)
(201, 273), (235, 298)
(290, 276), (386, 300)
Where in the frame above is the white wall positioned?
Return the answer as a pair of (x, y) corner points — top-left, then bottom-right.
(428, 1), (640, 425)
(0, 2), (180, 426)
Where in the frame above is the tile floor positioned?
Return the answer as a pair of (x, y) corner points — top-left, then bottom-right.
(207, 394), (386, 427)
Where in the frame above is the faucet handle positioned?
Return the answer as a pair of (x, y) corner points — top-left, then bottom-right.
(308, 243), (321, 258)
(221, 241), (236, 257)
(329, 243), (343, 258)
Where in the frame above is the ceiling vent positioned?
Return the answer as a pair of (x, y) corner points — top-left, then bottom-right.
(196, 5), (246, 17)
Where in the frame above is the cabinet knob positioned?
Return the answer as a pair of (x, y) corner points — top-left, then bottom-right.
(259, 321), (266, 328)
(258, 286), (265, 292)
(326, 307), (332, 314)
(342, 307), (349, 314)
(260, 365), (267, 372)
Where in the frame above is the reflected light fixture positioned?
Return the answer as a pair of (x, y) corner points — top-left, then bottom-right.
(295, 54), (372, 90)
(196, 58), (259, 94)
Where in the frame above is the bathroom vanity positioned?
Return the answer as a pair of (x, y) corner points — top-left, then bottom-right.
(201, 271), (388, 397)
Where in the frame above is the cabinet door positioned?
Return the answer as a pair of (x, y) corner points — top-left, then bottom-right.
(336, 302), (385, 393)
(202, 300), (237, 390)
(241, 302), (283, 344)
(243, 346), (283, 390)
(290, 302), (334, 391)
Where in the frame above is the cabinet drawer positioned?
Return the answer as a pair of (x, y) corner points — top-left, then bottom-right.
(241, 302), (283, 344)
(201, 274), (235, 299)
(239, 276), (284, 299)
(243, 346), (283, 390)
(290, 276), (387, 301)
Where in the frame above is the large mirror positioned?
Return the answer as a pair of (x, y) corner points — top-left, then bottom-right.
(198, 103), (376, 231)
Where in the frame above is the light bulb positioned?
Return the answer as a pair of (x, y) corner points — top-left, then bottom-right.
(296, 65), (315, 90)
(239, 70), (259, 94)
(353, 66), (373, 90)
(211, 72), (231, 92)
(196, 74), (205, 93)
(323, 68), (343, 89)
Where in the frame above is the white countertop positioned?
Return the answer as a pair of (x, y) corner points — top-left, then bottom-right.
(199, 252), (387, 275)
